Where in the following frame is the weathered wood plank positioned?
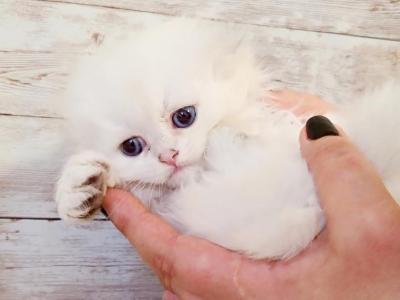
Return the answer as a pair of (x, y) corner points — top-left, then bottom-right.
(0, 115), (65, 218)
(0, 51), (72, 118)
(0, 219), (162, 299)
(44, 0), (400, 40)
(0, 1), (399, 118)
(0, 0), (165, 53)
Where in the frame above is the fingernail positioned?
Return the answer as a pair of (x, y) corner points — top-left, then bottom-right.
(306, 115), (339, 140)
(101, 207), (109, 219)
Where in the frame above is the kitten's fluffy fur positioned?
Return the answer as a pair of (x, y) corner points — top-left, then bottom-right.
(56, 20), (400, 259)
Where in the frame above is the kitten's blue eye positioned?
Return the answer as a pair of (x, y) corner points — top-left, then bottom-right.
(121, 136), (146, 156)
(172, 106), (196, 128)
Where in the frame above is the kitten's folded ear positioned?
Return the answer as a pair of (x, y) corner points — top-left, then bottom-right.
(212, 41), (266, 102)
(212, 44), (255, 81)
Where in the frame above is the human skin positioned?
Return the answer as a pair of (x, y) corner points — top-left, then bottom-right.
(267, 90), (334, 121)
(103, 91), (400, 300)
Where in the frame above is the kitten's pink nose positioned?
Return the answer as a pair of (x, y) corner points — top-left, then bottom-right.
(159, 149), (179, 166)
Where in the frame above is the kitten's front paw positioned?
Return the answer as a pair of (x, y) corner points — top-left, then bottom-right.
(55, 151), (111, 221)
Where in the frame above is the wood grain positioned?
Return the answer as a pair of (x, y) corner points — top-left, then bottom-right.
(0, 115), (65, 218)
(0, 1), (399, 118)
(0, 51), (72, 118)
(0, 219), (162, 299)
(43, 0), (400, 40)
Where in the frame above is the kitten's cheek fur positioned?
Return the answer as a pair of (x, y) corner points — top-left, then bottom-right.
(55, 151), (113, 222)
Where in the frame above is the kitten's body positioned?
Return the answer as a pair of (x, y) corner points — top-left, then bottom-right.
(56, 20), (400, 259)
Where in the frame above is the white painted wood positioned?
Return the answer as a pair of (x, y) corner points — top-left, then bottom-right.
(0, 219), (162, 299)
(45, 0), (400, 40)
(0, 115), (106, 219)
(0, 1), (399, 118)
(0, 115), (65, 218)
(0, 0), (165, 53)
(0, 51), (72, 118)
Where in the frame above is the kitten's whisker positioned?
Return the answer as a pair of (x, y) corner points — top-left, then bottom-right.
(149, 183), (154, 201)
(130, 180), (146, 195)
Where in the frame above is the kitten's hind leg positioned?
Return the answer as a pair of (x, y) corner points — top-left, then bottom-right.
(55, 151), (112, 221)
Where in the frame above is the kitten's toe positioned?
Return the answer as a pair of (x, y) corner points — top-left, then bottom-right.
(55, 152), (110, 222)
(58, 186), (104, 220)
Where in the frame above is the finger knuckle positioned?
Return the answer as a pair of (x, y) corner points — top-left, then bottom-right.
(154, 254), (175, 291)
(360, 212), (400, 248)
(311, 139), (363, 174)
(187, 253), (217, 284)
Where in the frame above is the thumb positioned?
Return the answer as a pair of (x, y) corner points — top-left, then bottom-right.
(102, 188), (179, 272)
(300, 116), (396, 236)
(162, 290), (179, 300)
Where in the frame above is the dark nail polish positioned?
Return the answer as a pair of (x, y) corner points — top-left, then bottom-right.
(306, 116), (339, 140)
(101, 207), (109, 218)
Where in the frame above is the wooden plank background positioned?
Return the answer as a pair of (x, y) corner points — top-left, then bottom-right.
(0, 0), (399, 299)
(44, 0), (400, 40)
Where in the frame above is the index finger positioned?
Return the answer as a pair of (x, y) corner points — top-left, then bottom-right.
(299, 118), (399, 238)
(103, 189), (179, 271)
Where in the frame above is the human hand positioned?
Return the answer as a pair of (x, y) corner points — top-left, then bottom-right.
(103, 94), (400, 300)
(267, 89), (335, 121)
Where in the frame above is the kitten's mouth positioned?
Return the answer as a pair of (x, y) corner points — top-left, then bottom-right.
(166, 165), (184, 181)
(172, 165), (183, 175)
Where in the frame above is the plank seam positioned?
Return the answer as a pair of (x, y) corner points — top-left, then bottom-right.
(0, 216), (108, 221)
(0, 50), (54, 54)
(35, 0), (400, 42)
(0, 113), (63, 120)
(4, 264), (136, 269)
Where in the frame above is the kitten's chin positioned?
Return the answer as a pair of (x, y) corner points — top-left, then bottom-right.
(166, 165), (202, 188)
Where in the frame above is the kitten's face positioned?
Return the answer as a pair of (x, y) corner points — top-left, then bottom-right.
(66, 21), (262, 189)
(104, 73), (224, 188)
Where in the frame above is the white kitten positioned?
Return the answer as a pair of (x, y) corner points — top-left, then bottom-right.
(55, 20), (400, 259)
